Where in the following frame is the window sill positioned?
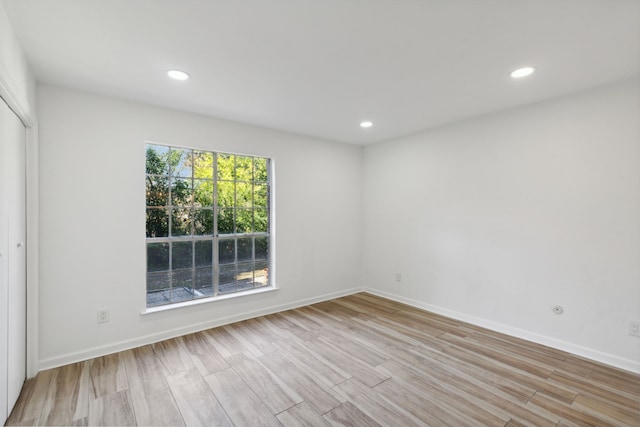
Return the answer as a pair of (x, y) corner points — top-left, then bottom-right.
(141, 285), (279, 315)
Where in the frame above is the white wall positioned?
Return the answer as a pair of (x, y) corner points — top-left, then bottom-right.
(35, 78), (640, 372)
(363, 78), (640, 372)
(0, 2), (36, 124)
(37, 84), (363, 369)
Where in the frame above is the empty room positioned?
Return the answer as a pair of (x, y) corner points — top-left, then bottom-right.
(1, 0), (639, 426)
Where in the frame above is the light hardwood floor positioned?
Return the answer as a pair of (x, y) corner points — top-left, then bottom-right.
(6, 293), (640, 426)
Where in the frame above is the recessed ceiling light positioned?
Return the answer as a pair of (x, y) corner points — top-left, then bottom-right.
(167, 70), (190, 81)
(510, 66), (535, 78)
(360, 121), (373, 128)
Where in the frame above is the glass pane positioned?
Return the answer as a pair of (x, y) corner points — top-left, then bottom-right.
(235, 156), (253, 181)
(255, 260), (269, 286)
(147, 271), (170, 293)
(171, 178), (193, 206)
(236, 209), (253, 233)
(219, 239), (235, 264)
(217, 181), (234, 208)
(193, 179), (213, 207)
(195, 240), (213, 267)
(147, 242), (169, 272)
(194, 268), (213, 295)
(146, 176), (169, 207)
(193, 209), (213, 235)
(237, 237), (252, 262)
(170, 148), (193, 177)
(254, 184), (268, 208)
(236, 262), (255, 291)
(254, 157), (268, 182)
(171, 270), (194, 301)
(172, 241), (193, 270)
(146, 144), (170, 175)
(255, 236), (268, 260)
(236, 182), (252, 207)
(218, 208), (234, 235)
(193, 151), (214, 179)
(171, 208), (192, 236)
(219, 264), (236, 294)
(217, 154), (235, 181)
(254, 209), (268, 233)
(146, 208), (169, 237)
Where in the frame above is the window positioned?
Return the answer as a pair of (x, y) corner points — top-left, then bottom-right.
(145, 143), (272, 307)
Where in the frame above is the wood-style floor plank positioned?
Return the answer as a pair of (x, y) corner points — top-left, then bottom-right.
(316, 329), (388, 368)
(323, 401), (381, 427)
(165, 368), (233, 427)
(204, 368), (281, 427)
(88, 353), (127, 399)
(151, 338), (195, 375)
(4, 370), (53, 425)
(258, 350), (343, 415)
(225, 352), (303, 414)
(589, 365), (640, 396)
(528, 392), (618, 427)
(5, 419), (39, 426)
(442, 342), (578, 404)
(334, 378), (428, 427)
(179, 331), (229, 376)
(412, 349), (559, 426)
(266, 312), (318, 340)
(374, 376), (476, 427)
(121, 345), (169, 402)
(38, 361), (90, 426)
(86, 390), (135, 427)
(572, 394), (639, 426)
(6, 292), (639, 427)
(549, 369), (638, 410)
(130, 388), (184, 427)
(275, 402), (331, 427)
(303, 338), (389, 388)
(202, 327), (246, 358)
(377, 360), (508, 427)
(223, 321), (278, 358)
(273, 339), (350, 388)
(410, 343), (538, 403)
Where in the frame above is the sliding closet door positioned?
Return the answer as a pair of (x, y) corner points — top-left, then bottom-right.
(0, 96), (8, 427)
(0, 96), (27, 423)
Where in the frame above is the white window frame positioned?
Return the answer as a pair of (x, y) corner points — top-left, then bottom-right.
(144, 142), (275, 311)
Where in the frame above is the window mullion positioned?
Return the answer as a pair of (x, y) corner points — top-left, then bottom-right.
(168, 149), (173, 239)
(168, 240), (173, 301)
(251, 171), (256, 282)
(167, 152), (173, 301)
(191, 151), (195, 296)
(233, 156), (238, 291)
(213, 152), (219, 296)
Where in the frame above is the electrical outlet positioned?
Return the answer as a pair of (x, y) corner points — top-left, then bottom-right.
(629, 320), (640, 337)
(97, 309), (110, 323)
(395, 273), (402, 282)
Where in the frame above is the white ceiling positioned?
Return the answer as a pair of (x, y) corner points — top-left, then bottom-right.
(4, 0), (640, 145)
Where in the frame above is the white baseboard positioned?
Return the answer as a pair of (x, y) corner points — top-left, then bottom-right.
(38, 287), (364, 371)
(364, 287), (640, 374)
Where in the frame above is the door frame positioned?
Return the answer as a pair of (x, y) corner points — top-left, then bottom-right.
(0, 74), (39, 379)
